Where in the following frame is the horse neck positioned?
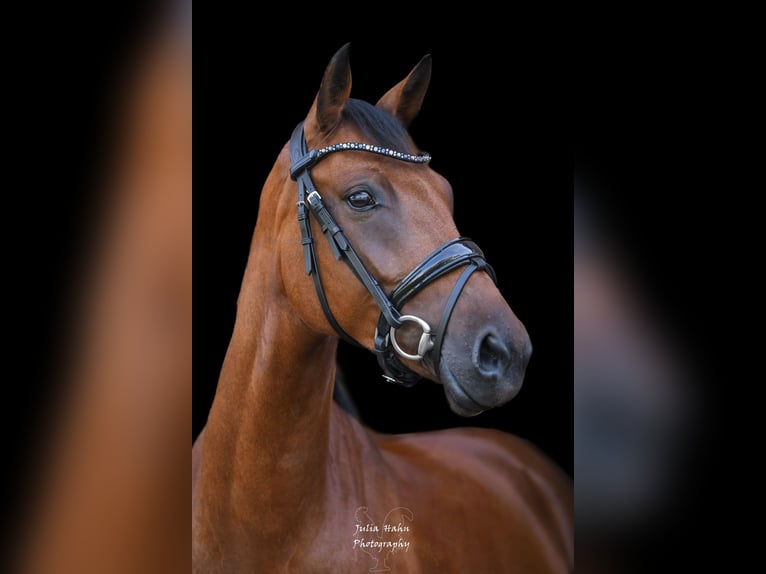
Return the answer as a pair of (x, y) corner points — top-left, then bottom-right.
(197, 182), (340, 540)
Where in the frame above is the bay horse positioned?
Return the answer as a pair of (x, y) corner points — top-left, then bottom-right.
(192, 44), (573, 573)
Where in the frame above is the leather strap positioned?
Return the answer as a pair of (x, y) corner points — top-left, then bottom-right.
(290, 123), (360, 348)
(389, 239), (495, 307)
(430, 262), (486, 368)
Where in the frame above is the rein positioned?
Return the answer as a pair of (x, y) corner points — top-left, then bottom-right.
(289, 121), (496, 386)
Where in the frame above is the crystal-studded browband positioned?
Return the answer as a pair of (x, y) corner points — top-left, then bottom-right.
(316, 141), (431, 164)
(290, 140), (431, 180)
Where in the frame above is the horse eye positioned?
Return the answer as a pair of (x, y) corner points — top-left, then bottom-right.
(346, 190), (376, 210)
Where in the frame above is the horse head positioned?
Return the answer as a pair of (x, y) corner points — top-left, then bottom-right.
(262, 44), (531, 416)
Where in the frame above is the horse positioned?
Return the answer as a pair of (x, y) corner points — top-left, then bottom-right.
(192, 44), (573, 573)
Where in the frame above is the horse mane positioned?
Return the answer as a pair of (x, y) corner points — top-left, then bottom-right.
(340, 99), (415, 152)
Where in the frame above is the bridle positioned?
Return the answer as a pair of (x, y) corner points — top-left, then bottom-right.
(289, 121), (497, 386)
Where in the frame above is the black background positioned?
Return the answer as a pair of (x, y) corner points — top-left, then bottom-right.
(194, 35), (572, 477)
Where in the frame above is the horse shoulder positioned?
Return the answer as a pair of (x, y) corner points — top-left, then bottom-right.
(375, 427), (573, 572)
(378, 426), (571, 497)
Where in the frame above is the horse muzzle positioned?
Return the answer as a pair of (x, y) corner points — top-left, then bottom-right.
(438, 307), (532, 417)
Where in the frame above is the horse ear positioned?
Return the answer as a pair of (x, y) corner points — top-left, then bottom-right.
(309, 43), (352, 135)
(376, 54), (432, 127)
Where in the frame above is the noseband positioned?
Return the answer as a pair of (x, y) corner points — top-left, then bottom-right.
(289, 122), (497, 386)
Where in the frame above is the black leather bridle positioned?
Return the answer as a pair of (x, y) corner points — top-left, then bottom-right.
(289, 121), (497, 386)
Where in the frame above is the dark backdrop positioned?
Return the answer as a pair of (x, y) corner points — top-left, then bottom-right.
(195, 37), (572, 477)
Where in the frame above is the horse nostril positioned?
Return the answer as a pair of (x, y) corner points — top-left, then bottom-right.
(475, 333), (511, 377)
